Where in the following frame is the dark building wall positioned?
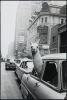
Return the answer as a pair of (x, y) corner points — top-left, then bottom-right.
(58, 23), (67, 53)
(50, 23), (67, 54)
(50, 24), (60, 53)
(0, 1), (1, 58)
(60, 5), (67, 15)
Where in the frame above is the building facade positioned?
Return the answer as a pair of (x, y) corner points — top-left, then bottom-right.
(50, 23), (66, 53)
(14, 2), (31, 58)
(26, 2), (66, 57)
(50, 4), (66, 53)
(58, 23), (67, 53)
(50, 24), (60, 53)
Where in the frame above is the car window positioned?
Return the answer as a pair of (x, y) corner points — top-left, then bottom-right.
(20, 62), (23, 68)
(43, 61), (58, 87)
(32, 68), (39, 77)
(20, 62), (28, 68)
(62, 61), (67, 90)
(16, 60), (21, 63)
(7, 59), (10, 62)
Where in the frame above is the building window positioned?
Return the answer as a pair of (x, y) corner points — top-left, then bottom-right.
(45, 17), (47, 23)
(42, 17), (43, 23)
(61, 19), (64, 24)
(52, 36), (56, 42)
(43, 61), (58, 87)
(65, 19), (66, 23)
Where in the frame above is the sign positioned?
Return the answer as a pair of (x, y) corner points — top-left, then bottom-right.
(39, 34), (47, 44)
(37, 25), (48, 33)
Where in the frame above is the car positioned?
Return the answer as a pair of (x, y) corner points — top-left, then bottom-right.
(14, 59), (21, 64)
(5, 58), (10, 68)
(15, 58), (34, 82)
(5, 59), (16, 70)
(20, 53), (67, 99)
(15, 59), (22, 76)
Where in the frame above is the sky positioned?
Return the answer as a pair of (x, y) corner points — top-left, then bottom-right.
(1, 1), (66, 58)
(1, 1), (19, 57)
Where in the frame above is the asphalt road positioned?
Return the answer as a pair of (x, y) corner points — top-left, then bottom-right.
(1, 62), (23, 99)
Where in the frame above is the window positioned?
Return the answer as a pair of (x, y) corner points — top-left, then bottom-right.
(7, 59), (10, 62)
(45, 17), (47, 23)
(16, 60), (21, 63)
(62, 61), (67, 90)
(42, 17), (43, 23)
(20, 62), (27, 68)
(43, 61), (58, 87)
(52, 36), (56, 42)
(61, 19), (64, 24)
(20, 62), (23, 68)
(65, 19), (67, 23)
(32, 68), (39, 77)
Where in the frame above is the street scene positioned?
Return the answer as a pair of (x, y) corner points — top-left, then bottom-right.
(1, 1), (67, 99)
(1, 62), (23, 99)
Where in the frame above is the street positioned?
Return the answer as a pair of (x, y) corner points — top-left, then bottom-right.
(1, 62), (23, 99)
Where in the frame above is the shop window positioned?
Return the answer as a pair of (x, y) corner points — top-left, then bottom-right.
(43, 61), (58, 87)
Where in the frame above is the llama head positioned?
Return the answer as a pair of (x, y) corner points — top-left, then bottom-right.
(30, 40), (40, 55)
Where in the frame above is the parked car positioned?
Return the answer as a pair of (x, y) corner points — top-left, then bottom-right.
(14, 59), (21, 64)
(15, 59), (22, 76)
(5, 58), (10, 68)
(5, 59), (16, 70)
(20, 53), (67, 99)
(15, 58), (34, 82)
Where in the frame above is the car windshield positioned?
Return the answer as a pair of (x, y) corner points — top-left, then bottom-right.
(62, 61), (67, 90)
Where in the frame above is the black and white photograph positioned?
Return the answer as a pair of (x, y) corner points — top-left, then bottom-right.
(0, 0), (67, 99)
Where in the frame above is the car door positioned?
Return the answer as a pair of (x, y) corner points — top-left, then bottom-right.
(34, 60), (65, 99)
(21, 73), (37, 99)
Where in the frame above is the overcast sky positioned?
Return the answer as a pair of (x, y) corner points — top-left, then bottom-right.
(1, 1), (66, 58)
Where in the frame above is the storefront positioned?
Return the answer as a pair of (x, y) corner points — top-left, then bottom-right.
(37, 25), (49, 55)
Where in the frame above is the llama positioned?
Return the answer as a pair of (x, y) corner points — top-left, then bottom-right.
(31, 42), (43, 76)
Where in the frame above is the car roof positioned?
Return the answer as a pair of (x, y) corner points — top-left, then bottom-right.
(21, 58), (32, 62)
(42, 53), (67, 60)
